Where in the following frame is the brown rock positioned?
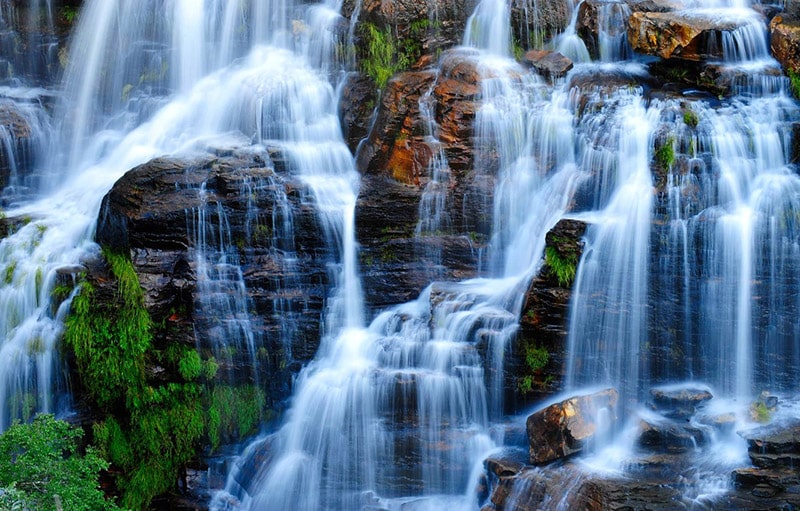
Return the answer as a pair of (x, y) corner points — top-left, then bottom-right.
(628, 11), (758, 61)
(740, 420), (800, 469)
(770, 14), (800, 78)
(526, 388), (618, 464)
(356, 70), (437, 184)
(649, 384), (713, 419)
(522, 50), (574, 79)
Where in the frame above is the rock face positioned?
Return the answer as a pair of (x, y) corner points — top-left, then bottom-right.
(96, 149), (331, 404)
(354, 49), (495, 312)
(770, 14), (800, 78)
(509, 220), (587, 410)
(511, 0), (571, 48)
(628, 11), (756, 61)
(526, 388), (618, 464)
(0, 102), (33, 190)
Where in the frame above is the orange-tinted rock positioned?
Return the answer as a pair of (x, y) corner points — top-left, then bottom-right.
(628, 11), (756, 60)
(526, 388), (618, 464)
(770, 14), (800, 78)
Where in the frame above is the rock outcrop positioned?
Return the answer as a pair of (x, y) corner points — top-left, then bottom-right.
(526, 388), (618, 464)
(628, 10), (760, 61)
(770, 14), (800, 80)
(97, 149), (331, 403)
(508, 220), (586, 409)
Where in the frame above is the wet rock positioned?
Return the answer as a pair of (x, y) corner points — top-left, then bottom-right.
(0, 102), (34, 190)
(338, 72), (378, 153)
(522, 50), (573, 80)
(510, 220), (587, 410)
(97, 149), (331, 403)
(355, 174), (484, 311)
(356, 70), (437, 184)
(740, 420), (800, 469)
(788, 0), (800, 19)
(346, 0), (469, 58)
(485, 454), (527, 479)
(575, 0), (634, 59)
(792, 123), (800, 164)
(526, 388), (618, 464)
(637, 416), (709, 453)
(649, 384), (712, 419)
(628, 10), (759, 61)
(770, 14), (800, 81)
(511, 0), (571, 48)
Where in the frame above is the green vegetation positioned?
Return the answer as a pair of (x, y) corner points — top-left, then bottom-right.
(682, 110), (699, 128)
(545, 245), (577, 288)
(517, 344), (550, 394)
(789, 69), (800, 100)
(61, 6), (78, 23)
(358, 20), (432, 89)
(750, 401), (772, 423)
(654, 137), (676, 170)
(64, 247), (266, 509)
(207, 385), (266, 451)
(0, 414), (121, 511)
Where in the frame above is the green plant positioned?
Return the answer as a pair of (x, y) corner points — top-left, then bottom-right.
(682, 110), (698, 128)
(525, 344), (549, 373)
(207, 385), (265, 451)
(654, 137), (676, 169)
(0, 414), (121, 511)
(545, 245), (577, 287)
(750, 401), (772, 423)
(359, 20), (430, 89)
(789, 69), (800, 100)
(61, 6), (78, 23)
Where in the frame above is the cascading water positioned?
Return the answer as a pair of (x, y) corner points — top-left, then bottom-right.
(0, 0), (797, 508)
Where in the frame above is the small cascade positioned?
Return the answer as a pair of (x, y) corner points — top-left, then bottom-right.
(555, 3), (591, 64)
(565, 90), (658, 405)
(189, 184), (264, 383)
(596, 1), (632, 62)
(415, 82), (454, 272)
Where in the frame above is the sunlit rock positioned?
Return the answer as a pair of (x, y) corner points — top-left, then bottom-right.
(770, 14), (800, 77)
(522, 50), (573, 80)
(628, 10), (761, 61)
(526, 388), (618, 464)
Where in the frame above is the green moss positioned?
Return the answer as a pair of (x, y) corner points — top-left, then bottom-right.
(682, 110), (699, 128)
(545, 245), (577, 288)
(517, 344), (550, 394)
(359, 20), (431, 89)
(64, 248), (210, 510)
(207, 385), (266, 452)
(750, 401), (772, 423)
(654, 137), (676, 169)
(4, 262), (15, 284)
(789, 69), (800, 100)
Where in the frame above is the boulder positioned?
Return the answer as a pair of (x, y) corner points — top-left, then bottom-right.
(628, 10), (759, 61)
(637, 417), (709, 453)
(522, 50), (573, 80)
(770, 14), (800, 79)
(575, 0), (634, 60)
(97, 149), (331, 404)
(526, 388), (618, 464)
(649, 384), (713, 419)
